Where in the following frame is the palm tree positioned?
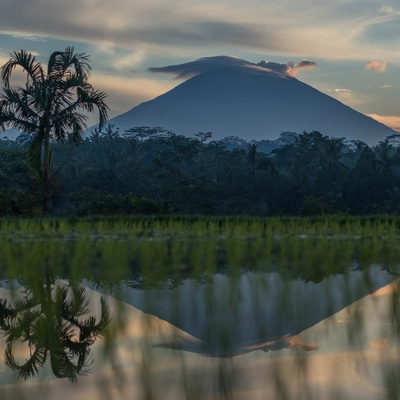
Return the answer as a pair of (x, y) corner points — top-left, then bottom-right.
(0, 263), (110, 382)
(0, 47), (108, 212)
(374, 139), (400, 175)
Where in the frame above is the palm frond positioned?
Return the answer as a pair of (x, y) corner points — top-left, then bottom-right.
(0, 87), (42, 133)
(1, 50), (43, 88)
(76, 87), (109, 128)
(70, 286), (90, 316)
(5, 342), (47, 380)
(47, 47), (91, 83)
(10, 296), (41, 314)
(50, 346), (92, 383)
(65, 46), (92, 81)
(0, 299), (15, 327)
(79, 296), (110, 342)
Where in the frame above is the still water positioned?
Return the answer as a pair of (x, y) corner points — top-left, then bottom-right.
(0, 218), (399, 399)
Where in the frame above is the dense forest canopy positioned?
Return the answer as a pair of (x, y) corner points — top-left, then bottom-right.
(1, 126), (400, 217)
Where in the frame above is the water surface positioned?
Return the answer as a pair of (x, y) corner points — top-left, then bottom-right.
(0, 218), (399, 399)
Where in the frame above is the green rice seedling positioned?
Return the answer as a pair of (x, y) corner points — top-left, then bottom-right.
(1, 215), (400, 285)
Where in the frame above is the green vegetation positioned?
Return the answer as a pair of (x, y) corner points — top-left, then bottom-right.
(1, 216), (399, 285)
(1, 129), (400, 217)
(0, 48), (108, 213)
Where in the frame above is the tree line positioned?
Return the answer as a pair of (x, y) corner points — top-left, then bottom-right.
(1, 126), (400, 217)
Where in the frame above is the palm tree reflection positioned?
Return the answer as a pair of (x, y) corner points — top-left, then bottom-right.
(0, 263), (110, 382)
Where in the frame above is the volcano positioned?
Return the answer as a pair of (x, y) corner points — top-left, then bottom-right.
(107, 66), (395, 145)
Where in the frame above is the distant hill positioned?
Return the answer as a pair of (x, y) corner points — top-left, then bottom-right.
(106, 67), (396, 146)
(0, 129), (21, 141)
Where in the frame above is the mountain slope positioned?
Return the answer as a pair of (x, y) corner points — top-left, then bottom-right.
(108, 68), (395, 145)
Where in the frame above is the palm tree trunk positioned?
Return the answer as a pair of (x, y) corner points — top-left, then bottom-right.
(42, 130), (52, 214)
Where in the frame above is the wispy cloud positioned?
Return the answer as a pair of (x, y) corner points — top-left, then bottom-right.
(2, 31), (46, 42)
(334, 88), (352, 92)
(326, 87), (366, 107)
(1, 1), (400, 63)
(379, 84), (396, 89)
(149, 56), (316, 78)
(365, 60), (388, 72)
(95, 43), (146, 72)
(380, 5), (400, 16)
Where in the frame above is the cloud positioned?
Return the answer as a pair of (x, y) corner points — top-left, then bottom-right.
(380, 6), (400, 16)
(95, 43), (146, 72)
(257, 60), (316, 76)
(149, 56), (253, 78)
(326, 87), (366, 108)
(289, 60), (317, 75)
(333, 88), (351, 92)
(365, 60), (387, 72)
(1, 0), (400, 65)
(368, 114), (400, 132)
(0, 3), (286, 58)
(149, 56), (316, 78)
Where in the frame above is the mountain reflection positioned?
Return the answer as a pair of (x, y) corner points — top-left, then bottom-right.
(120, 267), (395, 357)
(0, 261), (110, 382)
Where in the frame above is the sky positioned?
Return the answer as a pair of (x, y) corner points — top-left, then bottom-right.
(0, 0), (399, 131)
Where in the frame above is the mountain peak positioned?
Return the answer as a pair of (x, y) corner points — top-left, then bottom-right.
(106, 57), (395, 145)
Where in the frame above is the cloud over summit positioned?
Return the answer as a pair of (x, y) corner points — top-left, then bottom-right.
(256, 60), (317, 76)
(149, 56), (317, 79)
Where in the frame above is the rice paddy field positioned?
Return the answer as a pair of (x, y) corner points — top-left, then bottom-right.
(0, 216), (399, 399)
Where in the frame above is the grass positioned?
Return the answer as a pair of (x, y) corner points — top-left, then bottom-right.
(1, 216), (399, 286)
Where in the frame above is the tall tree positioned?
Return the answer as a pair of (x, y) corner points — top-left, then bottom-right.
(0, 47), (108, 212)
(245, 143), (257, 176)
